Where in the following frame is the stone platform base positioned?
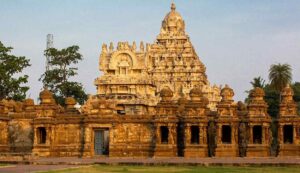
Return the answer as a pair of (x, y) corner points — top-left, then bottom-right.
(184, 145), (208, 157)
(215, 145), (239, 157)
(32, 147), (51, 157)
(0, 145), (9, 152)
(278, 144), (300, 157)
(154, 144), (177, 157)
(246, 145), (270, 157)
(110, 146), (153, 157)
(2, 157), (300, 166)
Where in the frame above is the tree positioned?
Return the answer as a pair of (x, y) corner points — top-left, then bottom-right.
(0, 41), (31, 101)
(269, 63), (292, 92)
(292, 82), (300, 115)
(250, 76), (265, 88)
(40, 45), (87, 105)
(292, 82), (300, 102)
(264, 84), (280, 118)
(245, 76), (266, 103)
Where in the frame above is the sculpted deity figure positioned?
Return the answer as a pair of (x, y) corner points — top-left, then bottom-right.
(168, 126), (176, 144)
(186, 126), (191, 144)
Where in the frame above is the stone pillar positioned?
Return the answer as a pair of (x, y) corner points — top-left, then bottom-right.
(231, 125), (235, 144)
(249, 125), (253, 144)
(279, 125), (283, 144)
(50, 127), (54, 145)
(34, 128), (38, 145)
(198, 125), (202, 144)
(265, 126), (270, 145)
(262, 126), (265, 144)
(202, 125), (207, 145)
(293, 125), (297, 144)
(83, 126), (92, 156)
(217, 125), (222, 144)
(155, 125), (161, 144)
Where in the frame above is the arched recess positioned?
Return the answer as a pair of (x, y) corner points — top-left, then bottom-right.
(109, 50), (138, 70)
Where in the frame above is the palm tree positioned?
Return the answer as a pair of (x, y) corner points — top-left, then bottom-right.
(268, 63), (292, 92)
(250, 76), (266, 88)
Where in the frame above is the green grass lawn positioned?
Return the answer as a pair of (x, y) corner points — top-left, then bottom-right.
(43, 165), (300, 173)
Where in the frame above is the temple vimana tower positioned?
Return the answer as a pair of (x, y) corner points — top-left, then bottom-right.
(0, 3), (299, 158)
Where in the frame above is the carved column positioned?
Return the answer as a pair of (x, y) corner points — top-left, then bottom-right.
(231, 125), (235, 144)
(262, 126), (265, 144)
(203, 126), (207, 145)
(279, 125), (283, 144)
(293, 125), (297, 144)
(34, 128), (38, 145)
(265, 126), (270, 145)
(198, 124), (202, 144)
(217, 125), (222, 144)
(171, 125), (177, 144)
(155, 125), (161, 144)
(249, 125), (253, 144)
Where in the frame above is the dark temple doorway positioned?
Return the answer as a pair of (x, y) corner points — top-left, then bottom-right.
(160, 126), (169, 144)
(283, 125), (293, 144)
(253, 126), (262, 144)
(222, 125), (231, 144)
(37, 127), (47, 144)
(94, 129), (109, 155)
(191, 126), (200, 144)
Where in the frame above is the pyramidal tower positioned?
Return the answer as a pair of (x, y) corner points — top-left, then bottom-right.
(95, 3), (221, 110)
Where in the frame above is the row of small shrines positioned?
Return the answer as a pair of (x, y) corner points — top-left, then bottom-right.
(0, 85), (299, 157)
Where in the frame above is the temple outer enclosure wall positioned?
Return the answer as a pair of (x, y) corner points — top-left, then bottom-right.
(0, 85), (300, 158)
(0, 3), (300, 158)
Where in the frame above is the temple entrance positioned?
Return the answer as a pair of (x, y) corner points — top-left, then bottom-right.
(37, 127), (46, 144)
(94, 129), (109, 155)
(191, 126), (199, 144)
(160, 126), (169, 144)
(253, 126), (262, 144)
(283, 125), (293, 144)
(222, 125), (231, 144)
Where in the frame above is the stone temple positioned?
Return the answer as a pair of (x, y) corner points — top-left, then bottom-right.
(0, 3), (299, 158)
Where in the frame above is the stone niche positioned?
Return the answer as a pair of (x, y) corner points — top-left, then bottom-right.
(278, 85), (300, 156)
(182, 87), (209, 157)
(215, 85), (239, 157)
(246, 88), (271, 157)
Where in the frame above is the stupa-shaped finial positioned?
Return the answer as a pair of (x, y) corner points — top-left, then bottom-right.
(171, 2), (176, 11)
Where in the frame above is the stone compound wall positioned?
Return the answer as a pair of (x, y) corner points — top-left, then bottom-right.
(51, 124), (83, 157)
(110, 123), (154, 157)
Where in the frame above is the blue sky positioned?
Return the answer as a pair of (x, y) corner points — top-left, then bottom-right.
(1, 0), (300, 102)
